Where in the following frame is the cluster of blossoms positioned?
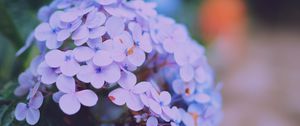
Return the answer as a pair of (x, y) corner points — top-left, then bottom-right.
(14, 0), (222, 125)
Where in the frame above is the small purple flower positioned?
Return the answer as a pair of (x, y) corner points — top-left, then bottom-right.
(44, 50), (81, 76)
(147, 90), (171, 115)
(15, 91), (43, 125)
(77, 62), (121, 88)
(109, 81), (152, 111)
(34, 11), (65, 49)
(37, 61), (60, 85)
(56, 74), (98, 115)
(146, 116), (158, 126)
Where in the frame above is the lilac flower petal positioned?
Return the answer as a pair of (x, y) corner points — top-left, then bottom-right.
(15, 103), (27, 121)
(113, 31), (134, 48)
(108, 88), (127, 105)
(110, 49), (126, 62)
(14, 86), (29, 96)
(56, 75), (75, 93)
(46, 38), (63, 49)
(195, 93), (211, 103)
(52, 91), (64, 103)
(140, 33), (153, 53)
(34, 23), (52, 41)
(61, 61), (81, 76)
(74, 37), (89, 46)
(128, 22), (142, 40)
(105, 16), (124, 37)
(26, 108), (40, 125)
(96, 0), (117, 5)
(72, 25), (89, 40)
(29, 91), (43, 109)
(73, 46), (95, 62)
(57, 29), (70, 41)
(118, 71), (136, 89)
(159, 91), (171, 105)
(148, 99), (161, 114)
(174, 51), (189, 66)
(49, 11), (63, 28)
(89, 26), (106, 39)
(139, 94), (149, 107)
(146, 116), (158, 126)
(76, 90), (98, 107)
(126, 93), (144, 111)
(37, 62), (59, 84)
(103, 63), (121, 83)
(195, 67), (207, 83)
(93, 51), (113, 66)
(132, 82), (151, 94)
(18, 71), (34, 88)
(150, 88), (160, 102)
(60, 11), (78, 23)
(59, 93), (80, 115)
(91, 74), (105, 89)
(181, 113), (194, 126)
(37, 6), (52, 22)
(77, 65), (93, 83)
(45, 50), (64, 67)
(128, 47), (145, 66)
(162, 106), (173, 119)
(86, 12), (106, 28)
(104, 6), (136, 19)
(172, 80), (184, 94)
(180, 65), (194, 82)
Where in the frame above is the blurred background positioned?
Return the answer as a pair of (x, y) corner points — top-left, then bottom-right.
(0, 0), (300, 125)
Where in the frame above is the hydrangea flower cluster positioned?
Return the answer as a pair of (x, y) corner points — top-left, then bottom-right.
(14, 0), (222, 125)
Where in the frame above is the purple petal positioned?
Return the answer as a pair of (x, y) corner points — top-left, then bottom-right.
(146, 116), (158, 126)
(174, 51), (189, 66)
(14, 86), (29, 96)
(56, 74), (75, 93)
(34, 23), (52, 41)
(57, 29), (71, 41)
(148, 98), (161, 114)
(26, 108), (40, 125)
(45, 50), (64, 67)
(61, 60), (81, 76)
(91, 73), (105, 89)
(96, 0), (117, 5)
(105, 16), (124, 37)
(74, 37), (89, 46)
(89, 26), (106, 39)
(37, 62), (59, 85)
(93, 50), (113, 66)
(102, 63), (121, 83)
(195, 67), (207, 83)
(60, 11), (78, 23)
(86, 12), (106, 28)
(76, 90), (98, 107)
(46, 38), (63, 49)
(128, 22), (142, 40)
(195, 93), (210, 103)
(118, 71), (136, 90)
(59, 93), (80, 115)
(108, 88), (127, 105)
(180, 65), (194, 82)
(72, 24), (89, 40)
(126, 92), (144, 111)
(139, 94), (149, 107)
(139, 33), (153, 53)
(28, 91), (43, 109)
(132, 82), (151, 94)
(104, 6), (136, 19)
(49, 11), (63, 28)
(73, 46), (95, 62)
(172, 80), (184, 94)
(113, 31), (134, 48)
(127, 47), (145, 66)
(18, 71), (34, 88)
(77, 65), (93, 83)
(15, 103), (27, 121)
(52, 91), (64, 103)
(159, 91), (171, 105)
